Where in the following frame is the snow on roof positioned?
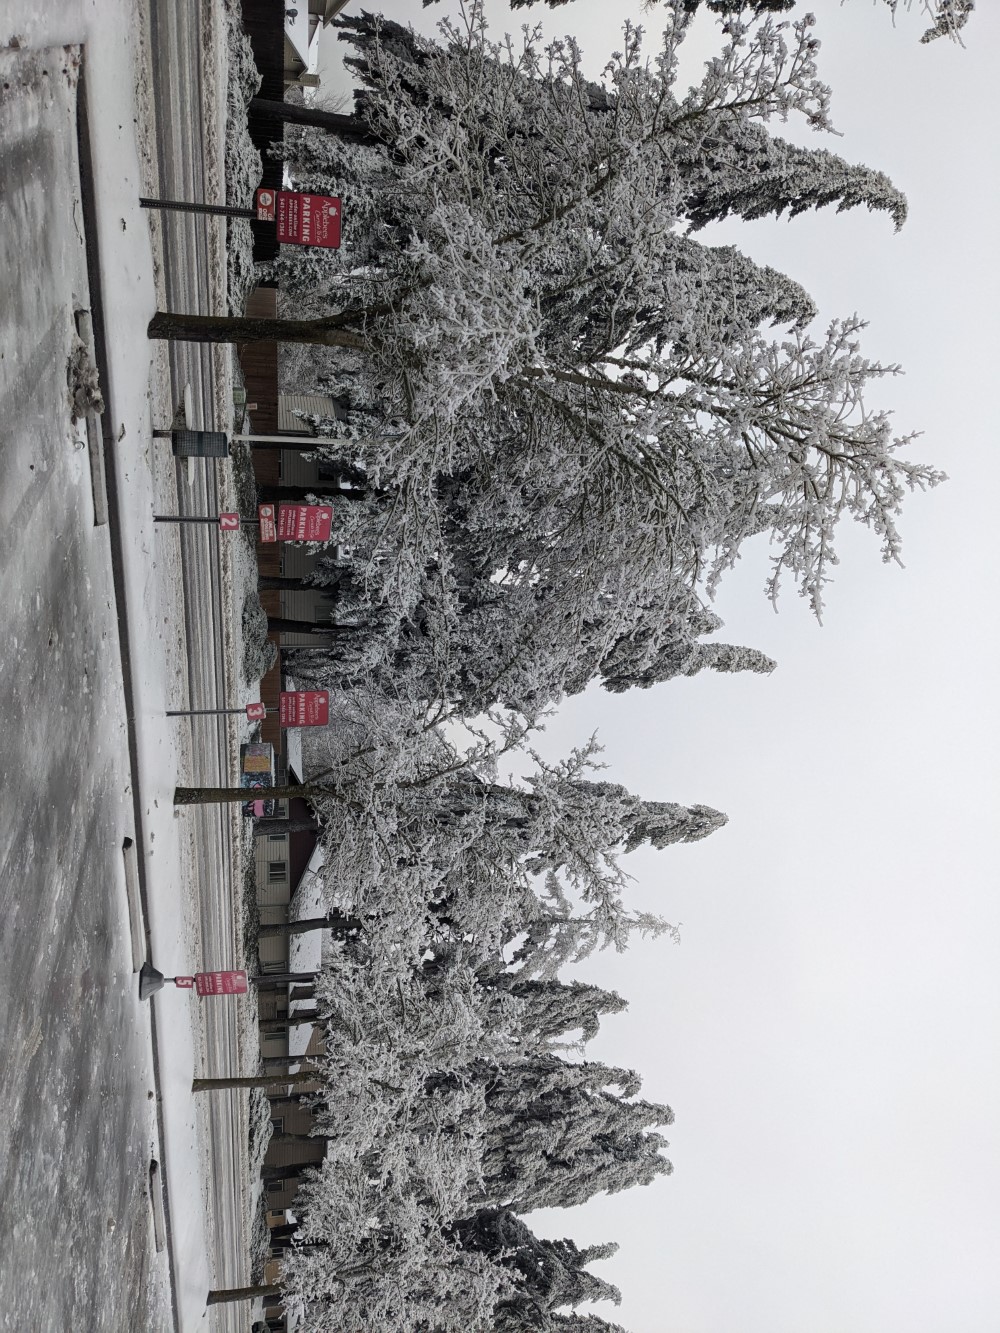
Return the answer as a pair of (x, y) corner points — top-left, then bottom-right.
(307, 21), (322, 75)
(288, 1014), (315, 1060)
(285, 4), (311, 69)
(287, 840), (328, 1056)
(284, 725), (304, 783)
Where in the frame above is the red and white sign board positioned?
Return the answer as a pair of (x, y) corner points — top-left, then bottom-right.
(279, 690), (330, 728)
(277, 503), (333, 543)
(246, 701), (267, 722)
(257, 504), (277, 543)
(279, 192), (341, 248)
(174, 970), (249, 996)
(255, 189), (341, 248)
(219, 512), (241, 531)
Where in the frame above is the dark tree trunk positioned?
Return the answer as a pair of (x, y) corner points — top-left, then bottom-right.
(258, 1013), (321, 1034)
(261, 1054), (321, 1068)
(175, 782), (335, 806)
(249, 97), (376, 142)
(242, 439), (320, 454)
(148, 311), (367, 348)
(257, 485), (366, 503)
(251, 815), (321, 836)
(194, 1072), (319, 1091)
(269, 1223), (300, 1241)
(206, 1284), (282, 1306)
(271, 1236), (328, 1253)
(267, 617), (364, 637)
(258, 913), (361, 940)
(257, 576), (339, 594)
(262, 1162), (311, 1183)
(269, 1132), (334, 1145)
(259, 1012), (319, 1034)
(252, 970), (320, 990)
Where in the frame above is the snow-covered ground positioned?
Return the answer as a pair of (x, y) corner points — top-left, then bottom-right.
(222, 0), (263, 316)
(2, 3), (261, 1329)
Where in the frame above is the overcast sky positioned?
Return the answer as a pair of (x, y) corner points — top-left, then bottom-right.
(318, 5), (1000, 1330)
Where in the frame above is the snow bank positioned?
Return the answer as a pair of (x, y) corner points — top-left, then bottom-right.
(222, 0), (263, 315)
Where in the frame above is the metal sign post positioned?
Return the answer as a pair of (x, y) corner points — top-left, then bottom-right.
(140, 193), (342, 249)
(139, 197), (256, 219)
(153, 513), (258, 530)
(166, 704), (272, 719)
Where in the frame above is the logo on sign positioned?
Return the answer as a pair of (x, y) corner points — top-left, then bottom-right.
(255, 188), (276, 222)
(258, 504), (277, 543)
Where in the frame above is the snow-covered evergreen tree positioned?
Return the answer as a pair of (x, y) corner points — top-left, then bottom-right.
(474, 1056), (674, 1211)
(507, 0), (974, 45)
(453, 1208), (625, 1332)
(273, 2), (938, 633)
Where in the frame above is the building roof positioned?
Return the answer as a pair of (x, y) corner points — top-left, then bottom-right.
(288, 840), (327, 1059)
(285, 3), (311, 69)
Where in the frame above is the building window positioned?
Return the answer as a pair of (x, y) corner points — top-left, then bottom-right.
(268, 832), (288, 845)
(268, 861), (288, 884)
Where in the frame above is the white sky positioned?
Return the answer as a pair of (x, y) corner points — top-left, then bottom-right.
(318, 5), (1000, 1330)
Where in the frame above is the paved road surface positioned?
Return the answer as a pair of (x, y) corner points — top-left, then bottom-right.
(0, 45), (165, 1332)
(145, 0), (253, 1325)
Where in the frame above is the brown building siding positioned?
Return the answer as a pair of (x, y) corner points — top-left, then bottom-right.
(240, 285), (279, 435)
(259, 645), (282, 752)
(238, 285), (283, 748)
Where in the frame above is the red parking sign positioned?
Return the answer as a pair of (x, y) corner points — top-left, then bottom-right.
(277, 504), (333, 543)
(279, 690), (330, 728)
(195, 970), (248, 996)
(277, 192), (341, 248)
(257, 189), (341, 247)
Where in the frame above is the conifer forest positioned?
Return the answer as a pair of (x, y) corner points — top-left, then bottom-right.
(198, 2), (979, 1327)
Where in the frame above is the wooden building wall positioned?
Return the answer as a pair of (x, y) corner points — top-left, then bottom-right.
(239, 285), (284, 746)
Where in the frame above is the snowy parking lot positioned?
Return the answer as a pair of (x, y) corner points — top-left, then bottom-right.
(1, 5), (254, 1329)
(0, 40), (169, 1329)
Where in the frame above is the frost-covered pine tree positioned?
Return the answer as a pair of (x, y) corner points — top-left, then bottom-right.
(249, 0), (942, 727)
(452, 1208), (625, 1332)
(493, 978), (629, 1050)
(507, 0), (974, 45)
(365, 745), (721, 967)
(157, 3), (943, 646)
(474, 1056), (674, 1211)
